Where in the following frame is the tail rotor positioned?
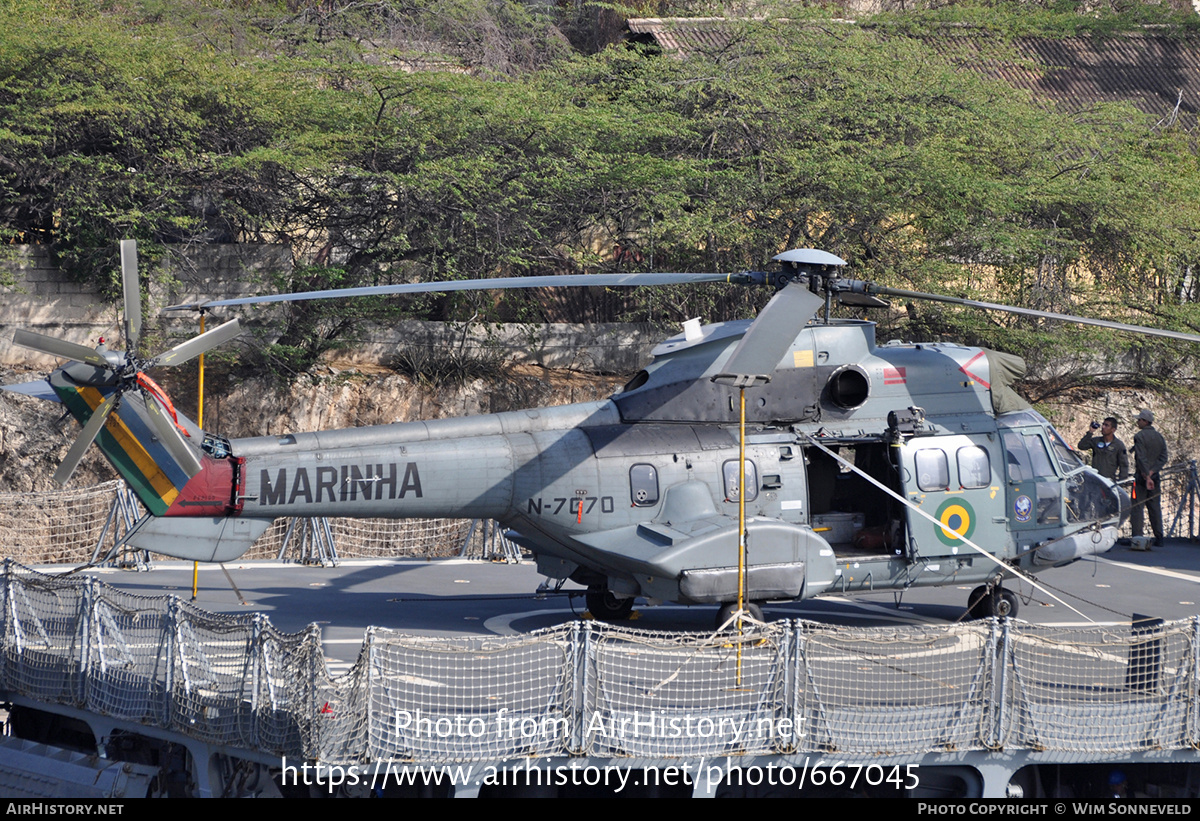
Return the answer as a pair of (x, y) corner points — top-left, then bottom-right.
(11, 240), (240, 486)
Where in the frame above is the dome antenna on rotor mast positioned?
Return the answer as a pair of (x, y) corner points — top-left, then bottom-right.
(770, 248), (882, 324)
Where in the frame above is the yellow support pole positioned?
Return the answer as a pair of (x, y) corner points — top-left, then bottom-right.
(197, 311), (205, 428)
(737, 386), (746, 684)
(193, 311), (205, 601)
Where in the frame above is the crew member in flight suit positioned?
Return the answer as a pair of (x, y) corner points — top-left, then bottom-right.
(1078, 416), (1129, 482)
(1131, 408), (1168, 547)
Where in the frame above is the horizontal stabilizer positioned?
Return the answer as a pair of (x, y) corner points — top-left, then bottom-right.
(1, 379), (61, 402)
(123, 515), (273, 563)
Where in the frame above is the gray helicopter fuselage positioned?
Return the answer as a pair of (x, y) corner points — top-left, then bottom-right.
(228, 319), (1125, 607)
(3, 241), (1150, 612)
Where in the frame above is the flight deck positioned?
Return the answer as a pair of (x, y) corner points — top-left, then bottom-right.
(76, 538), (1200, 664)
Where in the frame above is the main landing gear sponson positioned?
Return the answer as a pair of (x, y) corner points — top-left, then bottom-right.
(967, 584), (1019, 620)
(585, 586), (635, 621)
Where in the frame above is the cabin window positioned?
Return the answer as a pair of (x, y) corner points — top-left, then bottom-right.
(957, 446), (991, 489)
(723, 459), (759, 502)
(630, 464), (659, 507)
(915, 449), (950, 491)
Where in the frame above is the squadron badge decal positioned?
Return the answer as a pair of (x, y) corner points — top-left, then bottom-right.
(1014, 495), (1033, 523)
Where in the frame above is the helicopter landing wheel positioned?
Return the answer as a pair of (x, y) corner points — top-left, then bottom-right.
(716, 601), (764, 629)
(967, 585), (1018, 619)
(967, 585), (990, 620)
(992, 588), (1019, 619)
(586, 587), (634, 621)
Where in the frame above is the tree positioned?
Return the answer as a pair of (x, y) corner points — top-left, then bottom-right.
(5, 0), (1200, 387)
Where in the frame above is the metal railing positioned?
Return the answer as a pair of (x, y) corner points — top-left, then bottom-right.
(2, 561), (1197, 766)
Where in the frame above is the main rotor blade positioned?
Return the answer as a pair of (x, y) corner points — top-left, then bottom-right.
(165, 272), (762, 311)
(141, 392), (204, 478)
(120, 239), (142, 350)
(852, 282), (1200, 344)
(837, 292), (890, 308)
(13, 330), (112, 367)
(147, 319), (242, 368)
(712, 281), (825, 386)
(54, 393), (117, 486)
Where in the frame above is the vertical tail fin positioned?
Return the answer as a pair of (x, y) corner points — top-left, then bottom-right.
(51, 371), (200, 515)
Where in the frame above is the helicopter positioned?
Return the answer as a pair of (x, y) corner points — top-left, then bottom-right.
(10, 241), (1195, 625)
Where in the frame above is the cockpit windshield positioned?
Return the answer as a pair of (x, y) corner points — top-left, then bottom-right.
(1046, 425), (1083, 470)
(997, 409), (1083, 472)
(996, 409), (1048, 429)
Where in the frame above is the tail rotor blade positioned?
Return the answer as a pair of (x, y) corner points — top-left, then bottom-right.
(120, 239), (142, 351)
(13, 330), (111, 368)
(148, 319), (241, 368)
(54, 393), (117, 486)
(142, 392), (204, 477)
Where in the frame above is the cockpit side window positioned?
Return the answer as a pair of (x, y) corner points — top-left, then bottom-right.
(1003, 429), (1064, 526)
(1002, 432), (1030, 482)
(1002, 431), (1058, 482)
(997, 409), (1079, 472)
(1023, 433), (1055, 477)
(1047, 425), (1083, 470)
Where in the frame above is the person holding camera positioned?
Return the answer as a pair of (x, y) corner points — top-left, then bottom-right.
(1078, 416), (1129, 482)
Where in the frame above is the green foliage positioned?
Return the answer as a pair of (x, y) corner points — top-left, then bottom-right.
(252, 264), (415, 376)
(4, 0), (1200, 385)
(0, 0), (304, 281)
(391, 332), (511, 387)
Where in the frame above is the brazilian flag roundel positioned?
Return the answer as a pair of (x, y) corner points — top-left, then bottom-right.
(934, 498), (976, 547)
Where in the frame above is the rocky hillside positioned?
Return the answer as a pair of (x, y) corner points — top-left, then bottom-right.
(1041, 387), (1198, 465)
